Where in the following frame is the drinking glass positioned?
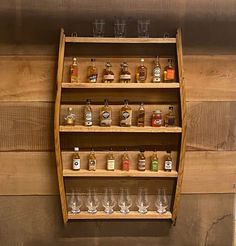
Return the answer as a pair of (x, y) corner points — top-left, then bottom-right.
(114, 19), (126, 38)
(118, 188), (132, 214)
(136, 187), (150, 214)
(155, 188), (168, 214)
(102, 188), (116, 214)
(137, 19), (150, 38)
(67, 191), (82, 214)
(93, 19), (105, 37)
(86, 188), (99, 214)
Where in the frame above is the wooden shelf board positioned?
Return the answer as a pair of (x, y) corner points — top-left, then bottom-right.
(68, 211), (172, 220)
(62, 82), (180, 89)
(65, 37), (176, 44)
(59, 126), (182, 133)
(63, 169), (178, 177)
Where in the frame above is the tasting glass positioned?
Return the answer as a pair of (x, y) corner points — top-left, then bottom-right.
(93, 19), (105, 37)
(102, 187), (116, 214)
(137, 19), (150, 38)
(67, 191), (82, 214)
(155, 188), (168, 214)
(114, 19), (126, 38)
(118, 188), (132, 214)
(136, 187), (150, 214)
(86, 188), (99, 214)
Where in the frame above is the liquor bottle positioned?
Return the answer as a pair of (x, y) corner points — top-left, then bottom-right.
(164, 106), (176, 127)
(100, 99), (112, 127)
(84, 99), (93, 126)
(164, 151), (172, 172)
(87, 58), (98, 83)
(122, 148), (130, 171)
(72, 147), (80, 171)
(120, 99), (132, 127)
(163, 59), (175, 82)
(107, 149), (115, 171)
(137, 102), (145, 127)
(119, 62), (131, 83)
(70, 57), (78, 83)
(151, 150), (158, 171)
(153, 56), (161, 83)
(64, 107), (76, 125)
(103, 62), (114, 83)
(88, 148), (96, 171)
(136, 58), (147, 83)
(138, 149), (146, 171)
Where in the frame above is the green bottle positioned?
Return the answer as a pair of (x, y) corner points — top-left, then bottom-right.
(151, 150), (158, 171)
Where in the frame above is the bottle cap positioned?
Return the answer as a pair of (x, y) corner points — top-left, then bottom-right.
(68, 107), (73, 111)
(141, 58), (144, 62)
(169, 106), (174, 110)
(74, 147), (79, 151)
(123, 62), (128, 67)
(72, 57), (77, 62)
(154, 110), (161, 114)
(106, 62), (112, 67)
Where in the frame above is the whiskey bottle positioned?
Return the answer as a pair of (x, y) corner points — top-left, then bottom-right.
(138, 149), (146, 171)
(136, 58), (147, 83)
(84, 99), (93, 126)
(164, 151), (172, 172)
(165, 106), (176, 127)
(153, 56), (161, 83)
(103, 62), (114, 83)
(100, 99), (112, 127)
(70, 57), (78, 83)
(72, 147), (80, 171)
(119, 62), (131, 83)
(107, 148), (115, 171)
(122, 148), (130, 171)
(151, 150), (158, 171)
(120, 99), (132, 127)
(163, 59), (175, 82)
(64, 107), (76, 125)
(87, 58), (98, 83)
(88, 148), (96, 171)
(137, 102), (145, 127)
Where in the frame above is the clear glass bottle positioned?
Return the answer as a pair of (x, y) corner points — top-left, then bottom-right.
(151, 110), (163, 127)
(165, 106), (176, 127)
(100, 99), (112, 127)
(151, 150), (158, 171)
(107, 148), (115, 171)
(70, 57), (78, 83)
(138, 149), (146, 171)
(84, 99), (93, 126)
(136, 58), (147, 83)
(87, 58), (98, 83)
(164, 151), (172, 172)
(119, 62), (131, 83)
(64, 107), (76, 125)
(103, 62), (114, 83)
(120, 99), (132, 127)
(137, 102), (145, 127)
(121, 148), (130, 171)
(88, 148), (96, 171)
(163, 59), (175, 82)
(72, 147), (80, 171)
(153, 56), (161, 83)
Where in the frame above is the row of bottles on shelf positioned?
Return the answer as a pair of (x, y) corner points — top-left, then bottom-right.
(64, 99), (176, 127)
(72, 148), (173, 172)
(67, 187), (169, 215)
(70, 57), (176, 83)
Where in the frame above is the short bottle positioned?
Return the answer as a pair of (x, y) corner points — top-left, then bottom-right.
(137, 102), (145, 127)
(84, 99), (93, 126)
(138, 150), (146, 171)
(163, 59), (175, 82)
(120, 99), (132, 127)
(164, 151), (173, 172)
(152, 110), (163, 127)
(87, 58), (98, 83)
(72, 147), (80, 171)
(165, 106), (176, 127)
(64, 107), (76, 125)
(70, 57), (78, 83)
(107, 149), (115, 171)
(103, 62), (114, 83)
(88, 149), (96, 171)
(151, 150), (158, 171)
(136, 58), (147, 83)
(153, 56), (161, 83)
(100, 99), (112, 127)
(119, 62), (131, 83)
(122, 148), (130, 171)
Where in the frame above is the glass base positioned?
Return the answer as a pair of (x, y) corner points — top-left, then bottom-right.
(138, 207), (148, 214)
(120, 208), (130, 214)
(70, 209), (80, 214)
(104, 208), (114, 214)
(87, 209), (97, 214)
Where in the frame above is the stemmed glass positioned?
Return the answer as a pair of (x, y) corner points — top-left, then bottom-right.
(102, 188), (116, 214)
(136, 187), (150, 214)
(86, 188), (99, 214)
(67, 191), (82, 214)
(137, 19), (150, 38)
(93, 19), (105, 37)
(114, 19), (126, 37)
(155, 188), (168, 214)
(118, 188), (132, 214)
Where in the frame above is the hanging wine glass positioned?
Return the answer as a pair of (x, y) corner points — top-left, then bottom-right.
(136, 187), (150, 214)
(102, 187), (116, 214)
(86, 188), (99, 214)
(118, 187), (132, 214)
(155, 188), (168, 214)
(67, 191), (82, 214)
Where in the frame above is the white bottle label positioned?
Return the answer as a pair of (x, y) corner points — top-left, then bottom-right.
(120, 74), (131, 80)
(85, 112), (92, 126)
(165, 160), (172, 170)
(73, 159), (80, 170)
(107, 160), (115, 170)
(153, 67), (161, 82)
(89, 75), (97, 83)
(104, 74), (114, 80)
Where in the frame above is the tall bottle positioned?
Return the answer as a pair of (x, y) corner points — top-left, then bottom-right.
(70, 57), (78, 83)
(164, 151), (172, 172)
(72, 147), (80, 171)
(121, 148), (130, 171)
(87, 58), (98, 83)
(163, 59), (175, 82)
(107, 148), (115, 171)
(137, 102), (145, 127)
(136, 58), (147, 83)
(100, 99), (112, 127)
(138, 149), (146, 171)
(64, 107), (76, 125)
(119, 62), (131, 83)
(88, 148), (96, 171)
(84, 99), (93, 126)
(120, 99), (132, 127)
(151, 150), (158, 171)
(164, 106), (176, 127)
(153, 56), (161, 83)
(103, 62), (114, 83)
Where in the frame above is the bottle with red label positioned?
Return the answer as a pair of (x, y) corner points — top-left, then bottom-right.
(163, 59), (175, 82)
(151, 110), (163, 127)
(121, 148), (130, 171)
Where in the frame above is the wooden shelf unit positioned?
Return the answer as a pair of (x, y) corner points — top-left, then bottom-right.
(54, 28), (186, 224)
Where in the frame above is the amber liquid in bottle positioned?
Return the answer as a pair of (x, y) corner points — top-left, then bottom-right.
(164, 59), (175, 82)
(120, 99), (132, 127)
(64, 107), (76, 125)
(136, 58), (147, 83)
(138, 150), (146, 171)
(70, 57), (78, 83)
(72, 147), (80, 171)
(87, 58), (98, 83)
(122, 149), (130, 171)
(165, 106), (176, 127)
(164, 151), (172, 172)
(88, 149), (96, 171)
(151, 150), (158, 171)
(120, 62), (131, 83)
(84, 99), (93, 126)
(103, 62), (114, 83)
(100, 99), (112, 127)
(137, 102), (145, 127)
(107, 149), (115, 171)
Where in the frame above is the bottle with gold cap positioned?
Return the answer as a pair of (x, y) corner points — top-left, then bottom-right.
(70, 57), (78, 83)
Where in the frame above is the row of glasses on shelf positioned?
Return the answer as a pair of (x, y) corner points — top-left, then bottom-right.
(67, 187), (169, 215)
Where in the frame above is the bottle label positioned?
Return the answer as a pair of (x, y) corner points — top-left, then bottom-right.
(120, 110), (132, 126)
(122, 160), (129, 171)
(88, 75), (97, 83)
(122, 111), (130, 119)
(151, 160), (158, 171)
(120, 74), (131, 80)
(89, 159), (96, 170)
(138, 159), (146, 171)
(166, 69), (175, 80)
(73, 158), (80, 170)
(100, 110), (112, 126)
(104, 74), (114, 80)
(139, 71), (146, 81)
(167, 117), (175, 126)
(107, 160), (115, 170)
(165, 160), (172, 170)
(70, 66), (78, 83)
(85, 112), (92, 126)
(152, 119), (162, 126)
(153, 67), (161, 82)
(102, 111), (110, 119)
